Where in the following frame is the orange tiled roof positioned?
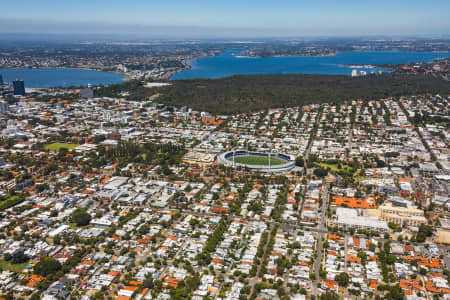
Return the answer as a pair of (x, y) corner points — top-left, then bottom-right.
(348, 256), (361, 264)
(212, 206), (228, 213)
(331, 196), (376, 209)
(329, 234), (341, 240)
(327, 250), (338, 256)
(81, 260), (94, 266)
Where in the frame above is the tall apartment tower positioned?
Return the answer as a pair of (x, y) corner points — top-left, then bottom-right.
(12, 79), (25, 96)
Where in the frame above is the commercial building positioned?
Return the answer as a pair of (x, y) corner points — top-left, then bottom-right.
(183, 151), (216, 166)
(378, 202), (427, 227)
(335, 207), (389, 232)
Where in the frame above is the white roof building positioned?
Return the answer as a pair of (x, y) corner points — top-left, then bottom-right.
(336, 207), (388, 232)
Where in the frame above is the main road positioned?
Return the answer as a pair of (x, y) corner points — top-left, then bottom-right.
(303, 107), (322, 163)
(313, 183), (329, 295)
(347, 123), (353, 160)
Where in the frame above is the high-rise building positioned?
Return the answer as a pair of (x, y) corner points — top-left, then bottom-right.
(0, 101), (9, 114)
(13, 79), (25, 96)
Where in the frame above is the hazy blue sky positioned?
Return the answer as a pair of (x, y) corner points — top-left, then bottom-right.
(1, 0), (449, 37)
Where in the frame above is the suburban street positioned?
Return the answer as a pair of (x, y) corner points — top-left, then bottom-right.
(347, 123), (353, 159)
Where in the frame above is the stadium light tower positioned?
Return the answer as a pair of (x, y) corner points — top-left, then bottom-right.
(232, 150), (235, 167)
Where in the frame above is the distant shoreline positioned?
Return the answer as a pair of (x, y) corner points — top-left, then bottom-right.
(171, 50), (449, 80)
(238, 52), (338, 58)
(230, 49), (450, 59)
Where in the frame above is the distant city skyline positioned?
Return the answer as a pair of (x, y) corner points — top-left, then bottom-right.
(1, 0), (450, 38)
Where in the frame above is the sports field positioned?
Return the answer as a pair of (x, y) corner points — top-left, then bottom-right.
(233, 155), (285, 166)
(0, 259), (29, 273)
(44, 143), (79, 152)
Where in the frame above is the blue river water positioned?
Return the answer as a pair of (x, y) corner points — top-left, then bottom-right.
(0, 68), (126, 88)
(171, 50), (450, 80)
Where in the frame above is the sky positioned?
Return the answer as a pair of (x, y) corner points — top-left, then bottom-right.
(1, 0), (450, 38)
